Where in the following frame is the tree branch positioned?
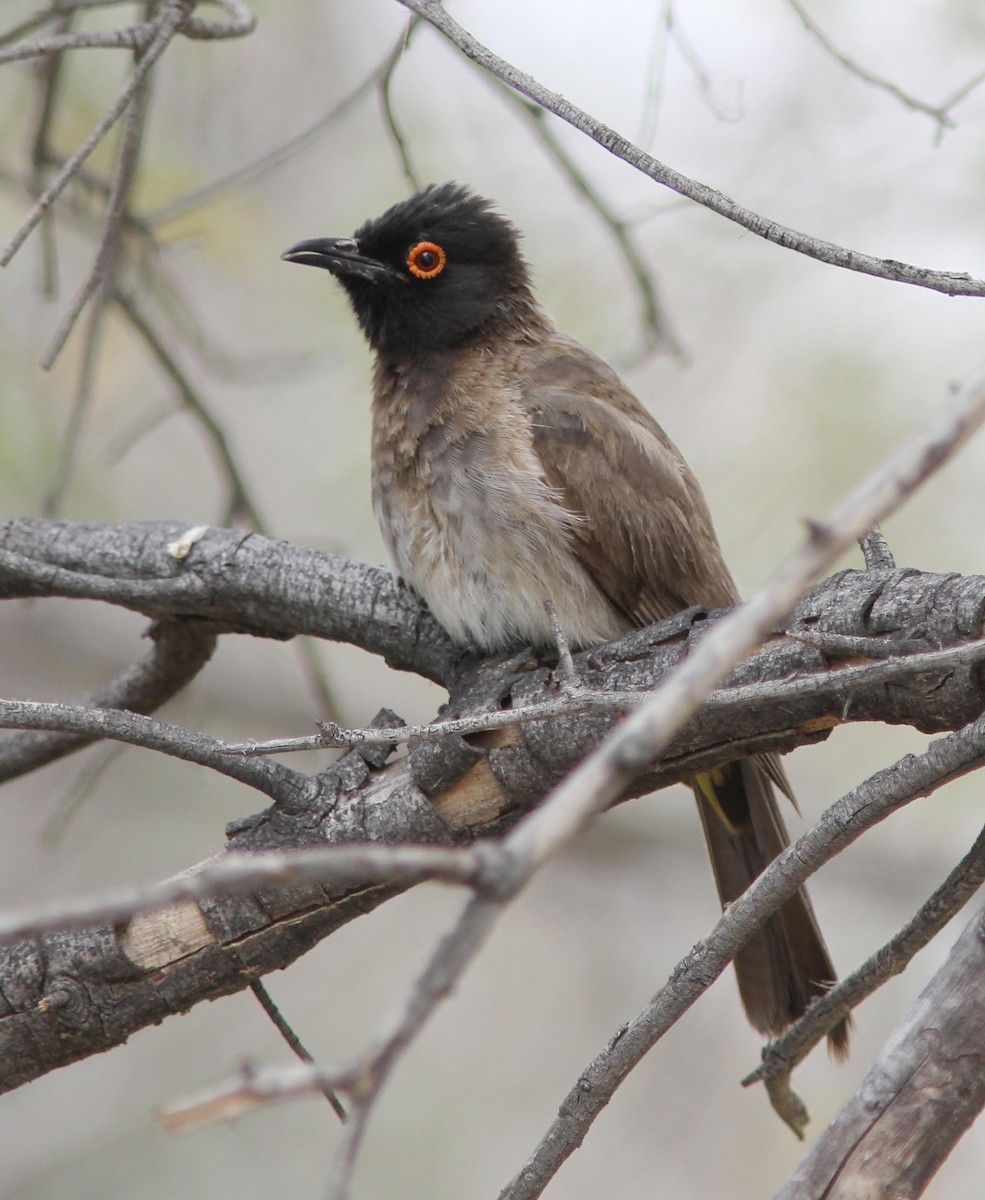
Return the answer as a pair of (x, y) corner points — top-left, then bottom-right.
(40, 30), (154, 369)
(4, 552), (984, 1094)
(0, 519), (458, 684)
(0, 697), (304, 803)
(788, 0), (985, 139)
(0, 842), (483, 943)
(399, 0), (985, 297)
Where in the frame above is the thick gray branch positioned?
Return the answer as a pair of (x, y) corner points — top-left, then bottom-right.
(0, 517), (456, 683)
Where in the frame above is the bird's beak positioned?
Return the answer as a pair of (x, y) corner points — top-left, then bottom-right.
(280, 237), (401, 283)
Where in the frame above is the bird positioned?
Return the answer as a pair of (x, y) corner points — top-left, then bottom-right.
(282, 182), (849, 1055)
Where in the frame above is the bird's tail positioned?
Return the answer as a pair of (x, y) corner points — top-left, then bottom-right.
(692, 757), (850, 1058)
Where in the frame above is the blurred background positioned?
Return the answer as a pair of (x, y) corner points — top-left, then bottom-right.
(1, 0), (984, 1196)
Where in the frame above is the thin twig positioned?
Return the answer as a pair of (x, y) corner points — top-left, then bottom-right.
(37, 10), (155, 505)
(288, 636), (340, 721)
(640, 0), (742, 143)
(0, 0), (253, 56)
(788, 0), (984, 140)
(0, 24), (154, 67)
(0, 7), (68, 51)
(858, 525), (895, 570)
(113, 287), (266, 529)
(132, 255), (312, 383)
(637, 0), (673, 147)
(223, 634), (985, 755)
(325, 894), (503, 1200)
(41, 743), (126, 844)
(0, 698), (303, 803)
(41, 35), (154, 369)
(399, 0), (985, 297)
(938, 68), (985, 120)
(105, 396), (181, 461)
(250, 981), (347, 1122)
(147, 22), (414, 226)
(509, 96), (685, 360)
(159, 1060), (343, 1133)
(665, 5), (743, 124)
(41, 292), (105, 514)
(378, 16), (421, 190)
(29, 7), (73, 297)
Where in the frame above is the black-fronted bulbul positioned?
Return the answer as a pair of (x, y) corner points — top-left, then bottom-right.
(282, 182), (848, 1055)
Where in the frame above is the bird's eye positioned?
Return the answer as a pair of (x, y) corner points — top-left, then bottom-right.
(406, 241), (446, 280)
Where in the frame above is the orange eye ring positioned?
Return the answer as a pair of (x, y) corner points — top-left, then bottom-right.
(406, 241), (446, 280)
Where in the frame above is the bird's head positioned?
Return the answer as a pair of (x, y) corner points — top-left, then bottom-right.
(282, 183), (533, 358)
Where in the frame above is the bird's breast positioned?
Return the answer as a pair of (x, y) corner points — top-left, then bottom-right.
(371, 384), (625, 652)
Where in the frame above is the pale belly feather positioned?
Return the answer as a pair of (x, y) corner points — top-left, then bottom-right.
(373, 434), (625, 651)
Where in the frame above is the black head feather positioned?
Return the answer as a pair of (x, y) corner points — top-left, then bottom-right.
(283, 183), (534, 358)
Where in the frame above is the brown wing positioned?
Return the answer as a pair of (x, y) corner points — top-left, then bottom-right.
(517, 333), (738, 623)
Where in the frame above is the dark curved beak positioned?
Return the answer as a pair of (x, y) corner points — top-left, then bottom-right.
(280, 237), (400, 283)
